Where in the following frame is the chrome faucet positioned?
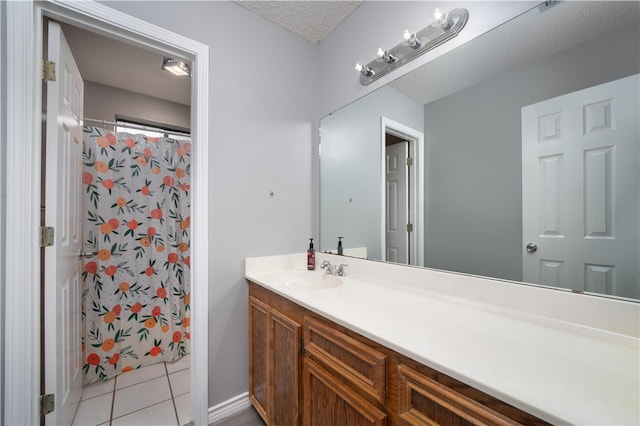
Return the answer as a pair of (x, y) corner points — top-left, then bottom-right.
(320, 260), (348, 277)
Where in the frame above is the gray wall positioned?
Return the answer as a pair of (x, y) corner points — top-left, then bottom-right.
(423, 22), (640, 281)
(84, 81), (191, 130)
(320, 86), (423, 259)
(102, 1), (317, 408)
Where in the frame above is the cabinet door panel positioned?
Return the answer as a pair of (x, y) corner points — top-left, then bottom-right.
(272, 308), (301, 425)
(248, 296), (270, 422)
(303, 357), (387, 426)
(304, 315), (387, 404)
(398, 364), (517, 426)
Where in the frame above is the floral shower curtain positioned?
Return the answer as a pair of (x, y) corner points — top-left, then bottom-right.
(81, 127), (191, 384)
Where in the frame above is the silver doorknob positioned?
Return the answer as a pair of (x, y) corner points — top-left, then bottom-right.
(526, 243), (538, 253)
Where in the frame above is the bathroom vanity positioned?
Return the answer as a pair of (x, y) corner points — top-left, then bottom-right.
(245, 253), (639, 425)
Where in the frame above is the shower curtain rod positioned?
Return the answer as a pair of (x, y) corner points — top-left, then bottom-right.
(83, 118), (191, 137)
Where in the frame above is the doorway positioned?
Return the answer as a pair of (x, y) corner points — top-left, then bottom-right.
(385, 133), (410, 264)
(380, 117), (424, 266)
(3, 2), (209, 425)
(45, 17), (194, 426)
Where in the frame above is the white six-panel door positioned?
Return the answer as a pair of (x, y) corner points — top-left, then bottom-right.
(522, 74), (639, 299)
(44, 21), (85, 425)
(386, 141), (409, 264)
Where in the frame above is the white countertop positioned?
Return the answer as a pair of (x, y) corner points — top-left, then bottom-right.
(245, 253), (640, 425)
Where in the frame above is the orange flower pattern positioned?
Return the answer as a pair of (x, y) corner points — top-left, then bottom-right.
(82, 127), (190, 384)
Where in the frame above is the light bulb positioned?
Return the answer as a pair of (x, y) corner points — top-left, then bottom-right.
(403, 30), (422, 49)
(434, 9), (452, 29)
(355, 63), (374, 77)
(376, 48), (397, 64)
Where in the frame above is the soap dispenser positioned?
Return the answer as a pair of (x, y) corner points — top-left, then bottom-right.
(337, 237), (343, 255)
(307, 238), (315, 270)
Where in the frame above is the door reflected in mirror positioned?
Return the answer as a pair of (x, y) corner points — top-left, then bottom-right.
(319, 2), (640, 300)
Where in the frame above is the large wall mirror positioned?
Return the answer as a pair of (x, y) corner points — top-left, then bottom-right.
(320, 2), (639, 300)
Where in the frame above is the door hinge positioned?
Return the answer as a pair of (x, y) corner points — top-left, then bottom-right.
(40, 226), (55, 247)
(406, 156), (413, 167)
(42, 59), (57, 81)
(41, 393), (55, 416)
(406, 223), (413, 233)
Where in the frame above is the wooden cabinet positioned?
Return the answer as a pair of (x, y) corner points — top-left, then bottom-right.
(303, 315), (388, 425)
(249, 295), (301, 425)
(303, 356), (387, 425)
(248, 296), (270, 420)
(248, 282), (548, 426)
(397, 364), (519, 426)
(304, 315), (387, 405)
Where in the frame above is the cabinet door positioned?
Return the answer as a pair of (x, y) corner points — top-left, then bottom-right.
(249, 296), (270, 422)
(397, 364), (517, 426)
(303, 357), (387, 426)
(271, 308), (301, 425)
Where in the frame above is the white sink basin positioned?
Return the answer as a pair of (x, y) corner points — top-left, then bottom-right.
(278, 270), (343, 289)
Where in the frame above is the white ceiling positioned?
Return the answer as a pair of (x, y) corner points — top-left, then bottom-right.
(62, 1), (361, 107)
(233, 1), (363, 44)
(61, 22), (192, 106)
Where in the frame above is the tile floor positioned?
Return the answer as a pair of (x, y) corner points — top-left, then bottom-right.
(72, 355), (191, 426)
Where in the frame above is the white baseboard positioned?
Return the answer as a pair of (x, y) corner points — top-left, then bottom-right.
(208, 392), (251, 424)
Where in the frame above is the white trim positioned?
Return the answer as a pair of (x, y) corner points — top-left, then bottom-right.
(380, 117), (425, 267)
(4, 1), (41, 423)
(3, 1), (209, 425)
(208, 392), (252, 424)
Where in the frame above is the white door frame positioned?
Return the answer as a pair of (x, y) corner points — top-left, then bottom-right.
(3, 1), (209, 425)
(380, 117), (424, 267)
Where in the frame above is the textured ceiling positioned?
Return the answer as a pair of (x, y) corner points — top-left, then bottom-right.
(234, 1), (363, 44)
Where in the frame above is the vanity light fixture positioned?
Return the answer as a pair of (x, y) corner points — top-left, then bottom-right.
(161, 56), (191, 76)
(356, 8), (468, 86)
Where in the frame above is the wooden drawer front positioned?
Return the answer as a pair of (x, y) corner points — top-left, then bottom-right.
(304, 316), (387, 404)
(397, 365), (519, 426)
(303, 357), (387, 426)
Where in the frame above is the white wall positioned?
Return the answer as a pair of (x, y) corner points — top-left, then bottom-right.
(320, 86), (423, 258)
(102, 1), (317, 408)
(84, 81), (191, 130)
(317, 1), (537, 118)
(423, 21), (640, 282)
